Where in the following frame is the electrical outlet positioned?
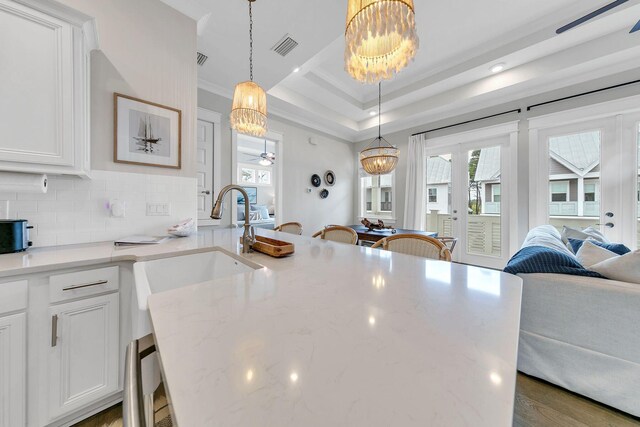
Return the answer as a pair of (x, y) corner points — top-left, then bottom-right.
(146, 202), (171, 216)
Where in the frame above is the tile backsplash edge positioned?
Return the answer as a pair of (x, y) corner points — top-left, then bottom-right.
(0, 170), (197, 247)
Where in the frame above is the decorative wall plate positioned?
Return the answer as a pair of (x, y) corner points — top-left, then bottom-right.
(311, 174), (321, 187)
(320, 188), (329, 199)
(324, 170), (336, 186)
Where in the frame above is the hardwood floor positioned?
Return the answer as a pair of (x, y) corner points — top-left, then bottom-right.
(73, 374), (639, 426)
(514, 373), (640, 427)
(73, 384), (171, 427)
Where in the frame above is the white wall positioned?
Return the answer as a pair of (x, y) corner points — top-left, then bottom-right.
(1, 171), (196, 246)
(354, 69), (640, 246)
(2, 0), (199, 247)
(57, 0), (198, 176)
(198, 89), (355, 235)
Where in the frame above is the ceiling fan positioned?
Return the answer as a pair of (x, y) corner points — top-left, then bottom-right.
(245, 139), (275, 166)
(556, 0), (640, 34)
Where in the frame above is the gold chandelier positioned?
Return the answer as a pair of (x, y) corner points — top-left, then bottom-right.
(230, 0), (267, 137)
(360, 83), (399, 175)
(345, 0), (419, 83)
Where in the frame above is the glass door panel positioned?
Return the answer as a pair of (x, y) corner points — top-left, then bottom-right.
(546, 130), (601, 232)
(426, 153), (453, 240)
(466, 146), (502, 258)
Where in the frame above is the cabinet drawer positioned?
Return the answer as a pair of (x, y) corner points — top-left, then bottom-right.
(49, 266), (119, 303)
(0, 280), (28, 314)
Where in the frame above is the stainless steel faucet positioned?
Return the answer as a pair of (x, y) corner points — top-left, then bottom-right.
(211, 185), (256, 253)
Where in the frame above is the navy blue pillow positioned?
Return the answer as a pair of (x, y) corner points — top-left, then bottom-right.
(504, 246), (604, 277)
(568, 238), (630, 255)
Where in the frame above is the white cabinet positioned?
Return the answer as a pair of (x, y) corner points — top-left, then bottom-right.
(0, 0), (98, 177)
(0, 313), (26, 427)
(47, 293), (119, 421)
(0, 279), (27, 427)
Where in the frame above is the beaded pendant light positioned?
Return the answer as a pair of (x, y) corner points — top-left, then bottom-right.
(230, 0), (267, 137)
(345, 0), (419, 83)
(360, 83), (399, 175)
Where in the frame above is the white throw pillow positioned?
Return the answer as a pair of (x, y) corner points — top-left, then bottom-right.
(575, 240), (617, 268)
(561, 225), (609, 244)
(589, 250), (640, 284)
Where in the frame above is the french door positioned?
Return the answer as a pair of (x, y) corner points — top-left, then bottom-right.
(425, 125), (517, 269)
(531, 113), (639, 248)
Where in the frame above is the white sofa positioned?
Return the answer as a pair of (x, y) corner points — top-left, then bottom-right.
(515, 226), (640, 416)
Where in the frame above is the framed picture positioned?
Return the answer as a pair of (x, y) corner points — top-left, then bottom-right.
(237, 187), (257, 204)
(258, 170), (271, 185)
(114, 93), (182, 169)
(241, 168), (256, 183)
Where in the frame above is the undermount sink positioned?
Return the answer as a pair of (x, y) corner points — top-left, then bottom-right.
(132, 248), (260, 338)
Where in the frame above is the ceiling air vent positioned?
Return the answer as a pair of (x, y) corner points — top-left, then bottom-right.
(271, 34), (298, 57)
(196, 52), (208, 66)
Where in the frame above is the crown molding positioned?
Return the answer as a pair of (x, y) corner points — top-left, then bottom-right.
(198, 78), (233, 99)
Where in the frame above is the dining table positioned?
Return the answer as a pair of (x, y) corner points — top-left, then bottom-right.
(348, 224), (437, 245)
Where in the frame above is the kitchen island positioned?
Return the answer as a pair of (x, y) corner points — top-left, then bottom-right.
(145, 229), (522, 426)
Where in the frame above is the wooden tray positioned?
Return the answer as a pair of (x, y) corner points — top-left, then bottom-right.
(243, 235), (295, 258)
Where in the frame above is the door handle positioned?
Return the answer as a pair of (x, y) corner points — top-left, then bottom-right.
(596, 222), (614, 228)
(201, 190), (211, 195)
(452, 217), (458, 221)
(51, 315), (58, 347)
(605, 212), (614, 218)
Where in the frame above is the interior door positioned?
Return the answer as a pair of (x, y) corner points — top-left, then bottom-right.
(426, 136), (512, 268)
(196, 119), (214, 224)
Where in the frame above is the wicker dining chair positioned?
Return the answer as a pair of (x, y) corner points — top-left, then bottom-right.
(371, 234), (452, 261)
(274, 222), (303, 235)
(435, 237), (458, 254)
(312, 225), (358, 245)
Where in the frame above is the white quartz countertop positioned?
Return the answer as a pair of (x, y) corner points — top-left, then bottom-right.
(144, 230), (523, 427)
(0, 228), (302, 277)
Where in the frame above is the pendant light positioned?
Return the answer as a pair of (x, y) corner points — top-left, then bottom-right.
(230, 0), (267, 137)
(360, 83), (399, 175)
(345, 0), (419, 84)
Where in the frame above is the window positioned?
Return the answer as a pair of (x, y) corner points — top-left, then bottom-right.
(584, 182), (597, 202)
(550, 181), (569, 202)
(428, 188), (438, 203)
(360, 172), (394, 218)
(491, 184), (501, 203)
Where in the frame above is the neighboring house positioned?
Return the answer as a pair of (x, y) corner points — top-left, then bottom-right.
(426, 156), (452, 214)
(475, 131), (602, 216)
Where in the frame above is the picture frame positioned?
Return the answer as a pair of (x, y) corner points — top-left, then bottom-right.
(114, 93), (182, 169)
(257, 170), (271, 185)
(241, 168), (256, 183)
(237, 187), (258, 204)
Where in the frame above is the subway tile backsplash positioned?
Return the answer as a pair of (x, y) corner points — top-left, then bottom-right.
(0, 171), (197, 247)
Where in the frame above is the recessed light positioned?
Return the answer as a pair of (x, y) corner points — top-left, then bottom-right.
(369, 111), (377, 116)
(293, 67), (300, 73)
(490, 63), (505, 73)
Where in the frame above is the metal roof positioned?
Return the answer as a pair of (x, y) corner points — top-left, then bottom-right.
(549, 131), (600, 172)
(474, 146), (501, 181)
(427, 156), (451, 184)
(474, 131), (603, 182)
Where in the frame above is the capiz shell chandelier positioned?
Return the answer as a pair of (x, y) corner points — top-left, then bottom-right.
(360, 83), (399, 175)
(230, 0), (267, 137)
(345, 0), (419, 83)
